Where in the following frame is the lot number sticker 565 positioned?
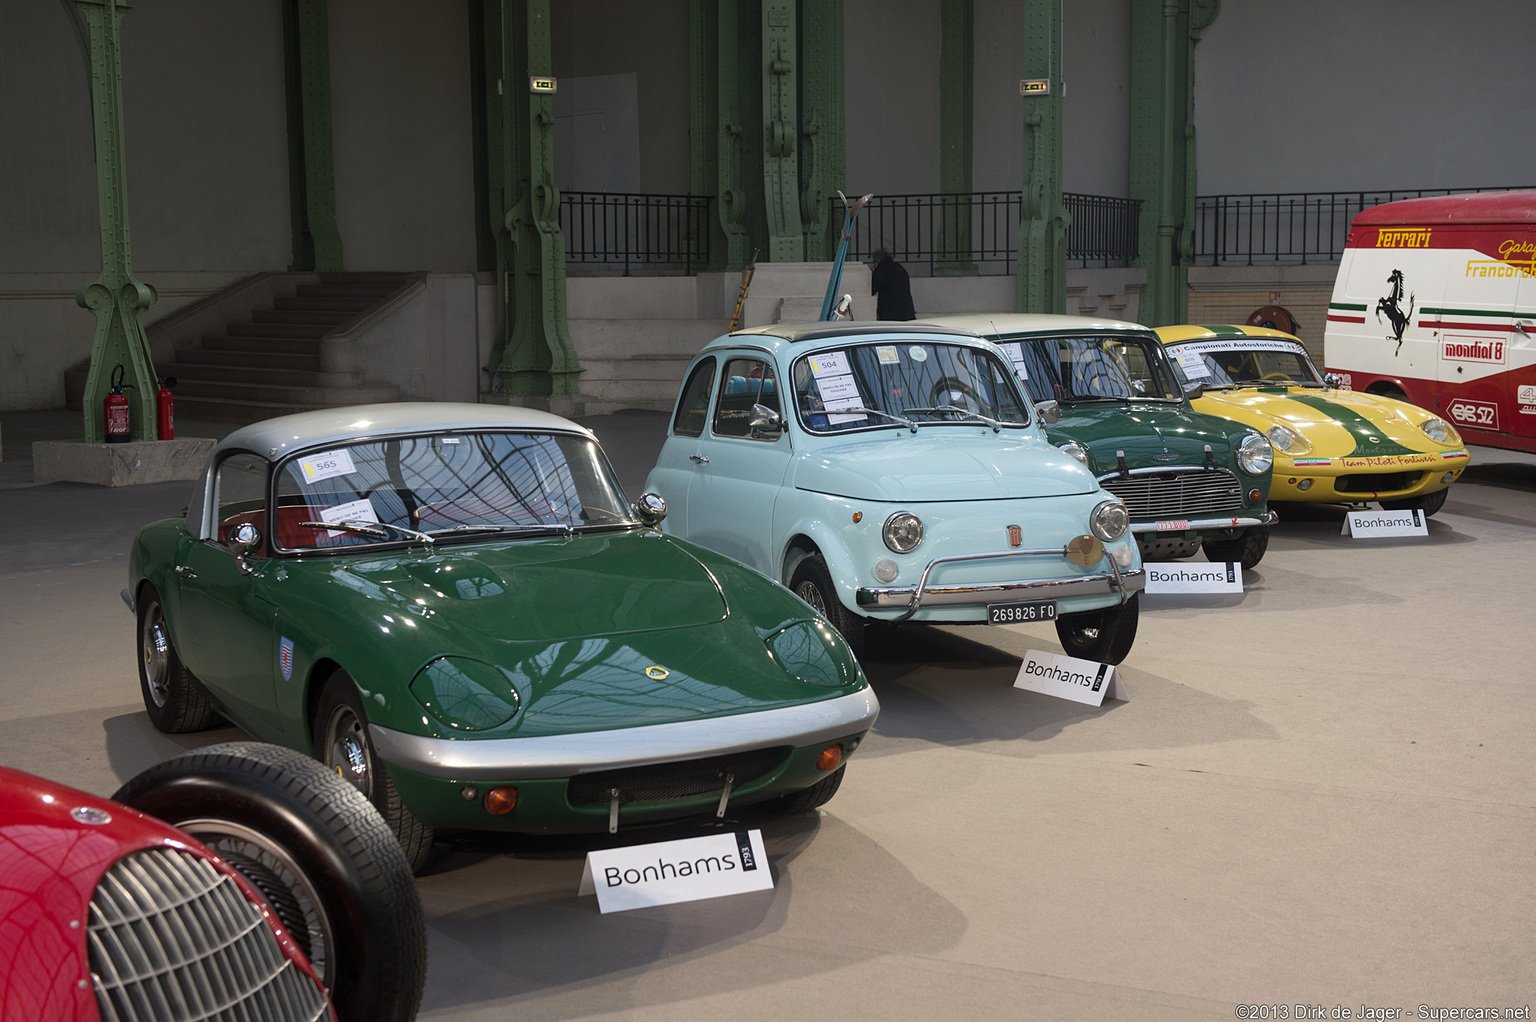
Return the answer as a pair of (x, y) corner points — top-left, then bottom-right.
(300, 449), (356, 483)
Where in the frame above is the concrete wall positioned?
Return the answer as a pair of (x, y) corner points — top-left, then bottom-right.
(329, 0), (478, 271)
(1195, 0), (1536, 194)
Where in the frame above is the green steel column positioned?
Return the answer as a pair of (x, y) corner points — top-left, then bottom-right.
(487, 0), (582, 399)
(762, 1), (801, 261)
(1130, 0), (1217, 327)
(1016, 0), (1067, 313)
(937, 0), (974, 272)
(690, 0), (749, 272)
(73, 0), (157, 443)
(798, 0), (843, 261)
(281, 0), (343, 272)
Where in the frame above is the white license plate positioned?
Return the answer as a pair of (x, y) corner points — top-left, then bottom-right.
(987, 600), (1057, 625)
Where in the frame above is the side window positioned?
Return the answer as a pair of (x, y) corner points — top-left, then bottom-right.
(712, 357), (781, 440)
(213, 452), (268, 547)
(673, 358), (717, 437)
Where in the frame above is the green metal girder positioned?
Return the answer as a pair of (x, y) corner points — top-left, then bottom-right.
(281, 0), (343, 273)
(797, 0), (842, 261)
(1129, 0), (1218, 327)
(761, 1), (801, 261)
(486, 0), (582, 398)
(937, 0), (974, 272)
(1016, 0), (1067, 314)
(72, 0), (158, 443)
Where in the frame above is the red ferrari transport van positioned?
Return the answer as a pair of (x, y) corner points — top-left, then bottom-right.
(1323, 190), (1536, 454)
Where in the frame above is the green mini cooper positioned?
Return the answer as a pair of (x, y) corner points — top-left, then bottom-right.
(126, 403), (878, 871)
(927, 315), (1277, 569)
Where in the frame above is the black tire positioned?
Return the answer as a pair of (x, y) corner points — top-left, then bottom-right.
(112, 741), (427, 1022)
(1055, 592), (1139, 666)
(789, 554), (865, 657)
(315, 671), (436, 873)
(1201, 524), (1270, 570)
(136, 582), (219, 733)
(1381, 488), (1448, 517)
(776, 766), (845, 813)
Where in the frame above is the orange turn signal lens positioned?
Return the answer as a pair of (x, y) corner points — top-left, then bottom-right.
(816, 745), (843, 771)
(484, 786), (519, 815)
(1248, 489), (1262, 503)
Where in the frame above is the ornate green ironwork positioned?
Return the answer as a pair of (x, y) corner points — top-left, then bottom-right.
(761, 1), (801, 261)
(937, 0), (974, 272)
(486, 0), (582, 399)
(1130, 0), (1218, 326)
(281, 0), (343, 273)
(1016, 0), (1067, 313)
(72, 0), (157, 442)
(798, 0), (843, 261)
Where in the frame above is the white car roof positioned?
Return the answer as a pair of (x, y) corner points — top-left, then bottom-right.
(922, 313), (1155, 337)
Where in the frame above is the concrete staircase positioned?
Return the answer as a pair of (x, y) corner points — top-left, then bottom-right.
(164, 273), (411, 421)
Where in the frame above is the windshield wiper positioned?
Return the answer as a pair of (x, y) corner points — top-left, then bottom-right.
(427, 523), (576, 539)
(900, 405), (1006, 432)
(837, 406), (919, 433)
(299, 520), (436, 546)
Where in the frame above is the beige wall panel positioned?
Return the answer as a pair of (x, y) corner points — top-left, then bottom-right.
(845, 0), (941, 196)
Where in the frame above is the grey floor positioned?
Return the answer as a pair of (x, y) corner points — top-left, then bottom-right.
(2, 408), (1532, 1020)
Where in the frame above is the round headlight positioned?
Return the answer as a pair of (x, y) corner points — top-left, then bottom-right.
(1266, 423), (1310, 456)
(1058, 441), (1089, 465)
(1236, 433), (1274, 475)
(882, 512), (924, 553)
(1419, 416), (1458, 445)
(1089, 500), (1130, 542)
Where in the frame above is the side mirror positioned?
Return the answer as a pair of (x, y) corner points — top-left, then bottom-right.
(1323, 372), (1344, 389)
(634, 492), (667, 527)
(749, 403), (785, 436)
(1183, 380), (1205, 400)
(232, 522), (262, 575)
(1034, 399), (1061, 425)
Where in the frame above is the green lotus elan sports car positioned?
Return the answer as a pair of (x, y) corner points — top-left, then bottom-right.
(126, 403), (878, 871)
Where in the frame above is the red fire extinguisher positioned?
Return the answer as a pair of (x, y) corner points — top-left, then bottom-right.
(157, 375), (176, 440)
(104, 364), (131, 444)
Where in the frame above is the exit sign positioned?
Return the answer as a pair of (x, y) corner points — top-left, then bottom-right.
(529, 76), (557, 94)
(1019, 78), (1050, 96)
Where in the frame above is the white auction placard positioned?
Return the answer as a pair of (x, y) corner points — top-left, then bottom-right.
(578, 830), (772, 913)
(1341, 508), (1428, 538)
(1014, 649), (1126, 706)
(1144, 561), (1243, 594)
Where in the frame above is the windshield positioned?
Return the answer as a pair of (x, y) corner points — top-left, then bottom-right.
(791, 341), (1030, 433)
(271, 431), (634, 551)
(1000, 333), (1185, 404)
(1165, 338), (1324, 387)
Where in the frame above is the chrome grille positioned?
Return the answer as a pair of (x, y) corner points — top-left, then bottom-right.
(89, 848), (329, 1022)
(1099, 468), (1245, 520)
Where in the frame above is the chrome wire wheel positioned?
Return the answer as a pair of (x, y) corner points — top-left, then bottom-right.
(795, 579), (828, 614)
(323, 703), (373, 800)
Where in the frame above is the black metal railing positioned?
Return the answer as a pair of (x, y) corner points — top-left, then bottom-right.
(560, 192), (712, 274)
(841, 191), (1142, 275)
(1192, 186), (1534, 266)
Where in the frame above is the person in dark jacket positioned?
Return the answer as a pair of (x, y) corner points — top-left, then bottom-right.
(869, 249), (915, 321)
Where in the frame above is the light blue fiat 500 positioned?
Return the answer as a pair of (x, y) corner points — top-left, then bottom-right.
(644, 323), (1146, 664)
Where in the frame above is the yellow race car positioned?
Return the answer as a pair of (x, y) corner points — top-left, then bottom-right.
(1155, 325), (1469, 515)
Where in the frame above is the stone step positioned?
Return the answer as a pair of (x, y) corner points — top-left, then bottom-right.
(173, 377), (401, 407)
(251, 308), (352, 327)
(296, 283), (403, 301)
(226, 321), (330, 340)
(173, 348), (321, 372)
(318, 271), (411, 286)
(201, 334), (322, 356)
(273, 296), (372, 314)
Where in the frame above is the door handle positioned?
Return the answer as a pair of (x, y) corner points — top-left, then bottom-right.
(690, 454), (710, 464)
(174, 565), (197, 580)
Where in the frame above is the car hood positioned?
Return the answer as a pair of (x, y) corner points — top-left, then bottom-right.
(1047, 403), (1245, 469)
(790, 430), (1098, 501)
(328, 530), (728, 643)
(1193, 387), (1440, 457)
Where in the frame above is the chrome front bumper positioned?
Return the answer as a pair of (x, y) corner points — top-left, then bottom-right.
(854, 544), (1145, 620)
(369, 689), (880, 781)
(1130, 510), (1279, 534)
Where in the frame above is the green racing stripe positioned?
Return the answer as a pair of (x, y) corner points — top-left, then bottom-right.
(1282, 393), (1418, 457)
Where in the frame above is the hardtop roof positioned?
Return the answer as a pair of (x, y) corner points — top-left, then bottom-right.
(1352, 190), (1536, 227)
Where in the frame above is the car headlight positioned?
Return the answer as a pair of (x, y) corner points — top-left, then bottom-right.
(1236, 433), (1274, 475)
(1266, 423), (1311, 456)
(1418, 416), (1459, 445)
(1089, 500), (1130, 542)
(1058, 441), (1089, 465)
(765, 621), (859, 688)
(883, 511), (924, 553)
(409, 656), (521, 731)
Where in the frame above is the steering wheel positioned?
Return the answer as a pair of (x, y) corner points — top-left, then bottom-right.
(1260, 372), (1293, 382)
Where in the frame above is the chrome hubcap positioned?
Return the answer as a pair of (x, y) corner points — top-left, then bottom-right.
(141, 611), (170, 707)
(328, 714), (370, 796)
